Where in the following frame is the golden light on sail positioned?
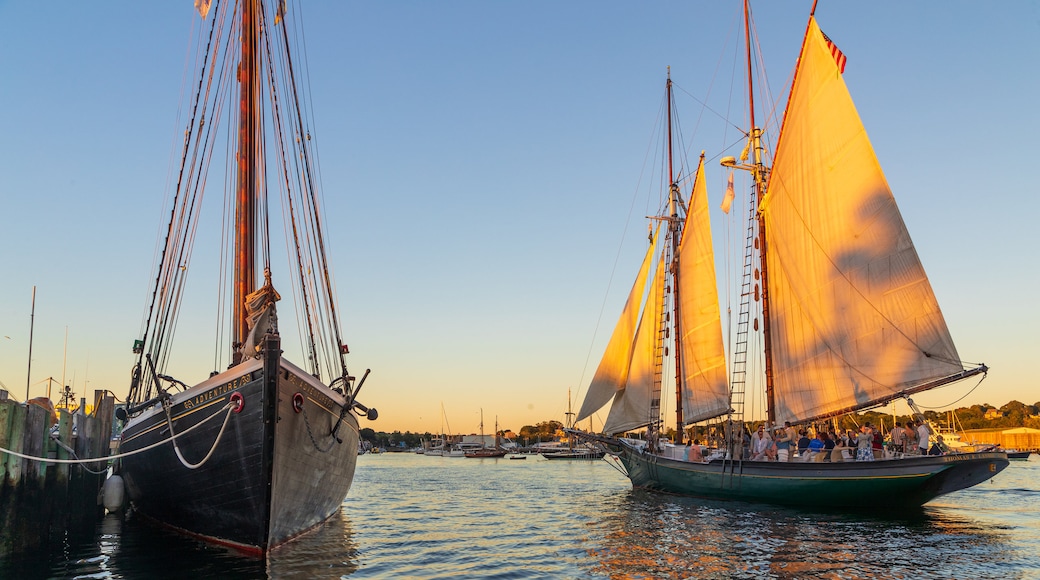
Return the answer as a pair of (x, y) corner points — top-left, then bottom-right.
(578, 156), (731, 433)
(603, 247), (666, 434)
(762, 18), (963, 425)
(676, 158), (730, 424)
(576, 224), (662, 426)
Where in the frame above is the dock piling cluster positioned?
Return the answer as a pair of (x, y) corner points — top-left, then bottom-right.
(0, 390), (115, 557)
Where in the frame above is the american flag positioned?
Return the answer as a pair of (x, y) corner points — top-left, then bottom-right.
(821, 30), (847, 74)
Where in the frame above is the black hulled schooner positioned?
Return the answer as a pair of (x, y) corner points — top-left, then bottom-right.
(116, 0), (377, 554)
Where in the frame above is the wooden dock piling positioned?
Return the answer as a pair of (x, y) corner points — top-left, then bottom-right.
(0, 389), (115, 557)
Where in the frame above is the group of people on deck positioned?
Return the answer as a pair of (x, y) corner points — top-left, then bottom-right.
(746, 419), (944, 462)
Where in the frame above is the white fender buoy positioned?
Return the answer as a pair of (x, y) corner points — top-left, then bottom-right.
(102, 474), (126, 512)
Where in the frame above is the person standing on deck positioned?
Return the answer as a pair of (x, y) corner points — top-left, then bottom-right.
(904, 422), (919, 455)
(889, 422), (905, 454)
(869, 423), (883, 458)
(856, 426), (875, 461)
(774, 425), (793, 462)
(784, 422), (798, 460)
(917, 420), (931, 456)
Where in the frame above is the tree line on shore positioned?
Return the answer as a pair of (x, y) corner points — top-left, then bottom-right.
(360, 401), (1040, 448)
(360, 420), (565, 449)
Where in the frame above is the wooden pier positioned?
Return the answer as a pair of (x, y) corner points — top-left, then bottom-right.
(0, 389), (115, 557)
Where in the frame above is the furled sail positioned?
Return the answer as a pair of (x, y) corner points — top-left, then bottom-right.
(676, 158), (730, 423)
(761, 17), (964, 425)
(576, 224), (662, 425)
(602, 247), (666, 434)
(241, 268), (281, 358)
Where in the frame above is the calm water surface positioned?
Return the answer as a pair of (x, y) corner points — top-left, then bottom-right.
(3, 453), (1038, 579)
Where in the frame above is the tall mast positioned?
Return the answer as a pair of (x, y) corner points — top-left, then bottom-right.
(25, 286), (35, 401)
(743, 0), (776, 425)
(666, 70), (685, 445)
(565, 387), (574, 429)
(233, 0), (259, 364)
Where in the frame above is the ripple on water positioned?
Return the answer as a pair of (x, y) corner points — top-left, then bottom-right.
(3, 453), (1037, 578)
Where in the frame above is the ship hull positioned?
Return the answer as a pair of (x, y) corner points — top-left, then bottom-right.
(465, 449), (507, 458)
(541, 450), (606, 460)
(618, 444), (1008, 508)
(117, 347), (358, 555)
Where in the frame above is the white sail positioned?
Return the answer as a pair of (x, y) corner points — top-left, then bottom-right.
(761, 17), (964, 425)
(576, 224), (662, 423)
(676, 158), (730, 424)
(602, 247), (666, 435)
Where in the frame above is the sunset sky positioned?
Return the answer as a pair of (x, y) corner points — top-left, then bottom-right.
(1, 1), (1037, 435)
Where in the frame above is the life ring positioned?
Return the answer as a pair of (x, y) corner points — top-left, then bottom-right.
(292, 392), (305, 413)
(230, 392), (244, 413)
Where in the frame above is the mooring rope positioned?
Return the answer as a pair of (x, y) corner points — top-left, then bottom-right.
(162, 399), (236, 469)
(0, 401), (235, 468)
(49, 434), (110, 475)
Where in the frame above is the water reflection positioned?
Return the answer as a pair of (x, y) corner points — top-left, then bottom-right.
(41, 508), (358, 579)
(1, 455), (1035, 578)
(267, 511), (359, 578)
(587, 489), (1021, 579)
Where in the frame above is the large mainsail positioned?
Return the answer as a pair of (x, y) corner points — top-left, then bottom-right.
(676, 158), (730, 423)
(576, 224), (662, 427)
(761, 17), (964, 425)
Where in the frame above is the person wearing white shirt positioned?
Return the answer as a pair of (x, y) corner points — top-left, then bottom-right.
(917, 421), (930, 455)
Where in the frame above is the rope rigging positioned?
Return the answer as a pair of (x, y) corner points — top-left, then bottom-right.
(127, 0), (355, 407)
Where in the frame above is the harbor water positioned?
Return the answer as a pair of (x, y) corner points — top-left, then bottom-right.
(2, 452), (1038, 579)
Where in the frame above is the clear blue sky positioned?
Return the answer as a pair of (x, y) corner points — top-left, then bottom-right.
(1, 2), (1037, 434)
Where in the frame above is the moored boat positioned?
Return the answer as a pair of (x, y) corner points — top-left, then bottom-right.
(116, 0), (377, 555)
(465, 412), (508, 458)
(541, 447), (606, 461)
(466, 448), (508, 458)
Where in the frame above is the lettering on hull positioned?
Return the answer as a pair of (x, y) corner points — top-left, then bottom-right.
(183, 374), (253, 411)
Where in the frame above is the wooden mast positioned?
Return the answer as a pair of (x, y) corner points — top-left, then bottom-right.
(666, 70), (685, 445)
(233, 0), (259, 364)
(744, 0), (776, 426)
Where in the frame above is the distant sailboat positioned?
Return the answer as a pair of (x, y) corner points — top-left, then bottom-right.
(466, 411), (507, 458)
(427, 403), (467, 457)
(571, 1), (1007, 508)
(116, 0), (377, 555)
(542, 389), (606, 460)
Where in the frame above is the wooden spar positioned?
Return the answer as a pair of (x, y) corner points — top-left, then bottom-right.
(233, 0), (259, 363)
(744, 0), (776, 426)
(666, 68), (674, 195)
(666, 72), (685, 444)
(798, 365), (989, 426)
